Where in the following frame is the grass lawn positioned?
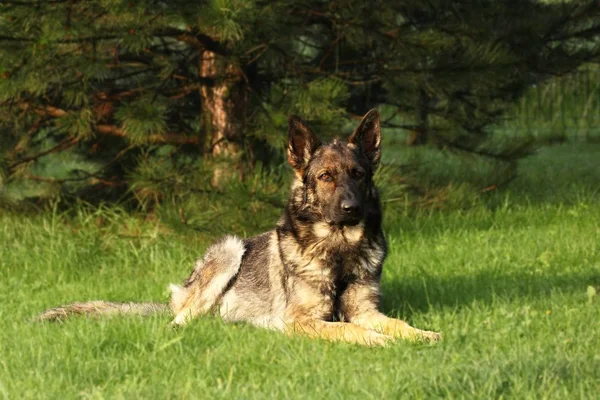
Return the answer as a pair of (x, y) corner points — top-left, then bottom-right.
(1, 143), (599, 399)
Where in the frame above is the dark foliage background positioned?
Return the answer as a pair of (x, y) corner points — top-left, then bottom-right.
(1, 0), (599, 212)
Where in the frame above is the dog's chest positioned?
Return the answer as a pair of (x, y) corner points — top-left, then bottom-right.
(288, 242), (382, 320)
(278, 223), (385, 321)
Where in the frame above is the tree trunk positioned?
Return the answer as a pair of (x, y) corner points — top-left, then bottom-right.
(407, 87), (429, 146)
(199, 50), (247, 187)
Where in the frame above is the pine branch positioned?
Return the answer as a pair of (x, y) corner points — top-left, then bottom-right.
(22, 172), (124, 187)
(16, 104), (200, 145)
(95, 125), (199, 145)
(0, 36), (36, 42)
(0, 35), (120, 44)
(13, 104), (68, 118)
(17, 143), (134, 188)
(548, 25), (600, 42)
(8, 136), (79, 170)
(0, 30), (228, 54)
(154, 28), (229, 56)
(3, 0), (74, 5)
(543, 1), (599, 41)
(381, 122), (420, 130)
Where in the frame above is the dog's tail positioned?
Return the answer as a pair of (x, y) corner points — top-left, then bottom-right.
(36, 301), (169, 322)
(37, 235), (245, 325)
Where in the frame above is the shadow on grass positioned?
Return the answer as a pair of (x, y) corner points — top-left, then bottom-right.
(380, 268), (600, 318)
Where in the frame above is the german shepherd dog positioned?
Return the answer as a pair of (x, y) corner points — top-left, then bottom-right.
(39, 110), (441, 346)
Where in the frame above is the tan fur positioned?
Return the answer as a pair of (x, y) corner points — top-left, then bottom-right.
(312, 221), (365, 244)
(351, 311), (441, 342)
(286, 319), (393, 346)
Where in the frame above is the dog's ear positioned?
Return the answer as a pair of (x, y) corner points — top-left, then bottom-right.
(348, 109), (381, 169)
(287, 115), (320, 174)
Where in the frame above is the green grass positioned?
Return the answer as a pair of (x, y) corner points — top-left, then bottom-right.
(1, 144), (600, 399)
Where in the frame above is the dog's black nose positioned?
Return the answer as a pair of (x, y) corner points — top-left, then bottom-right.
(341, 199), (359, 214)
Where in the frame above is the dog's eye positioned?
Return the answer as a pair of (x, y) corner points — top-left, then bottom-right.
(350, 169), (365, 180)
(318, 172), (333, 182)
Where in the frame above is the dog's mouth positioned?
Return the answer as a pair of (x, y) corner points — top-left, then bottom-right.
(325, 217), (361, 228)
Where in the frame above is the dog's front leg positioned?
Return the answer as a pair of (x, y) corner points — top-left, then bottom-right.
(339, 280), (441, 342)
(286, 319), (393, 346)
(350, 311), (441, 342)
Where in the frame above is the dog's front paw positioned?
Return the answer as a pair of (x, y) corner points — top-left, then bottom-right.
(417, 329), (442, 343)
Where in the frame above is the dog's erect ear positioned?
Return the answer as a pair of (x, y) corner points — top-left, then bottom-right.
(348, 109), (381, 169)
(287, 115), (320, 173)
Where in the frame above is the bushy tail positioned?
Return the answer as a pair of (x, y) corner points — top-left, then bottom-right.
(36, 301), (169, 322)
(38, 235), (245, 324)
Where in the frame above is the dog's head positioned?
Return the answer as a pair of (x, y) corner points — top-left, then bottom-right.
(287, 109), (381, 227)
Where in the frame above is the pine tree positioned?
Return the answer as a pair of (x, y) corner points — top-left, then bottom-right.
(331, 1), (600, 152)
(1, 0), (599, 206)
